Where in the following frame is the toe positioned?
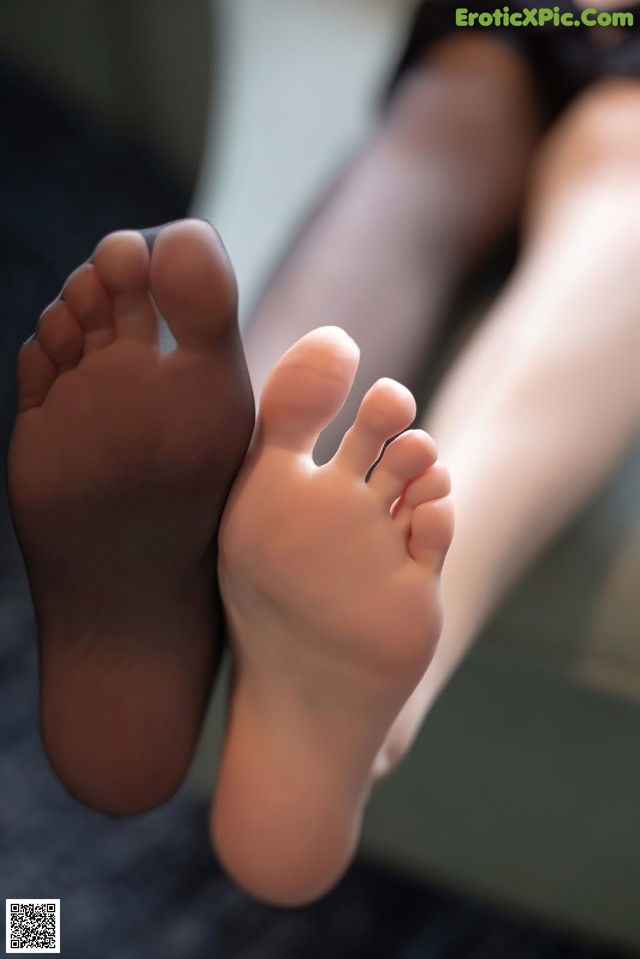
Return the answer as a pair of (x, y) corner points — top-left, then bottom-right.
(367, 430), (438, 510)
(408, 496), (454, 570)
(92, 231), (158, 343)
(333, 378), (416, 478)
(148, 219), (238, 353)
(16, 336), (57, 411)
(36, 300), (84, 370)
(258, 327), (360, 455)
(62, 263), (114, 351)
(398, 461), (451, 512)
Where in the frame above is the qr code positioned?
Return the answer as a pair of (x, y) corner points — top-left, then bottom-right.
(5, 900), (60, 954)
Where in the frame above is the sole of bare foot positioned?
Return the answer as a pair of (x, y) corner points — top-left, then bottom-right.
(7, 219), (255, 814)
(214, 327), (453, 905)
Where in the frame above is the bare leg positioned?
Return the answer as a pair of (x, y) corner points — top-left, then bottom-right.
(244, 34), (541, 463)
(376, 80), (640, 775)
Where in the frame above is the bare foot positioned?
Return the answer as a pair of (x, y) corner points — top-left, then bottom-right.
(214, 327), (453, 905)
(7, 219), (254, 814)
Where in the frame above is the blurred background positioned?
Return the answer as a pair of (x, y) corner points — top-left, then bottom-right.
(1, 1), (639, 956)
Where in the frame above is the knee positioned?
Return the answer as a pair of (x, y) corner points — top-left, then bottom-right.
(566, 80), (640, 157)
(537, 79), (640, 179)
(384, 36), (539, 158)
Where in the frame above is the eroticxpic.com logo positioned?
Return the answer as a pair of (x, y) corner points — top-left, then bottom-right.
(455, 5), (635, 27)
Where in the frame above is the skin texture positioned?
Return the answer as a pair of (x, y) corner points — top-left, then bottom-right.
(376, 79), (640, 770)
(214, 327), (453, 904)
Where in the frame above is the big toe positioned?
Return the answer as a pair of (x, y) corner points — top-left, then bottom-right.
(148, 219), (238, 352)
(258, 327), (360, 456)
